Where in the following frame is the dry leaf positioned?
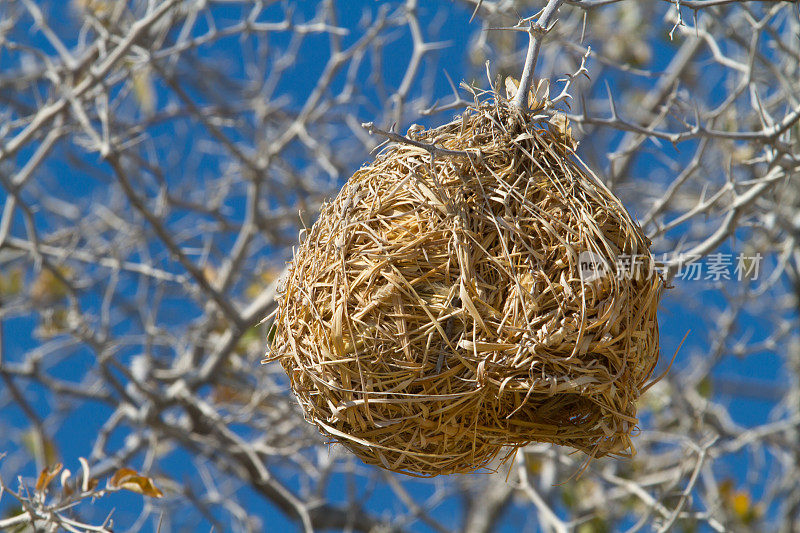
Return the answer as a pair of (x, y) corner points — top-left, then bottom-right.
(35, 463), (63, 492)
(30, 266), (72, 304)
(109, 467), (164, 498)
(504, 76), (520, 100)
(531, 78), (550, 108)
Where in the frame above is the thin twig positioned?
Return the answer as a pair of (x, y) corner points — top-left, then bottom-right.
(361, 122), (473, 158)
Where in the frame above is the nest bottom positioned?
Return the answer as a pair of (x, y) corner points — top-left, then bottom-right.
(287, 320), (652, 476)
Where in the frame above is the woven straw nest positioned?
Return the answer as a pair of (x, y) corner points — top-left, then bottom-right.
(270, 92), (663, 477)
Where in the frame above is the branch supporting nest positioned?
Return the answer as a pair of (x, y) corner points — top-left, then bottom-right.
(512, 0), (566, 110)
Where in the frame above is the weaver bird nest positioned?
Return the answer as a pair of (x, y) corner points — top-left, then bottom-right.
(270, 93), (663, 476)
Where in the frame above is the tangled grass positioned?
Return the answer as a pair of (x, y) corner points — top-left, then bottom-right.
(270, 93), (663, 476)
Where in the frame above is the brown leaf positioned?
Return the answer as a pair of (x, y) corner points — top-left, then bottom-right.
(109, 468), (164, 498)
(35, 463), (63, 492)
(504, 76), (520, 100)
(30, 266), (72, 304)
